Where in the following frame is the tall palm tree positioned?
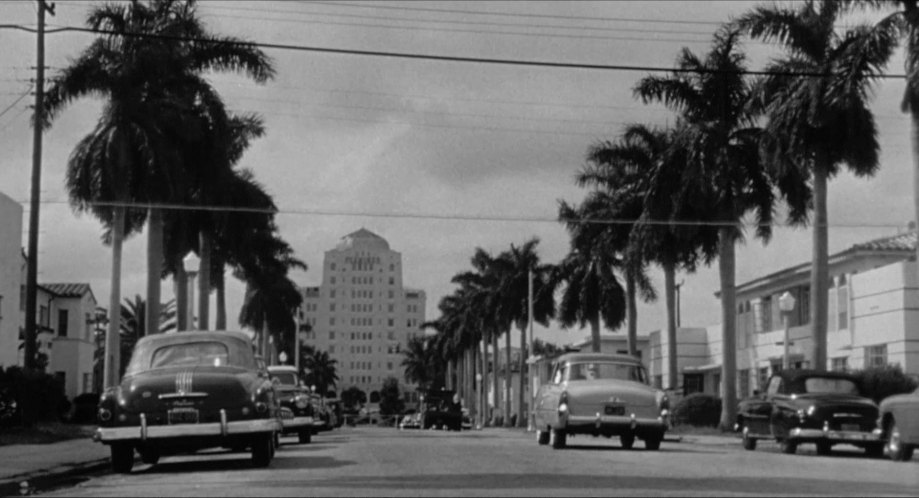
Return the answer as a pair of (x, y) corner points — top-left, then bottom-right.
(41, 0), (273, 388)
(636, 25), (814, 428)
(402, 335), (438, 391)
(303, 349), (339, 396)
(736, 1), (896, 373)
(556, 201), (628, 354)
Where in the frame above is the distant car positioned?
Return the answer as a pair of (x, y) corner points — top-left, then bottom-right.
(461, 408), (472, 430)
(878, 386), (919, 461)
(93, 330), (281, 473)
(267, 365), (313, 444)
(399, 410), (421, 430)
(420, 389), (462, 431)
(736, 370), (882, 456)
(533, 353), (669, 450)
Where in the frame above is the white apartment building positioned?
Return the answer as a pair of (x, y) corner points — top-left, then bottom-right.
(299, 228), (426, 401)
(0, 191), (23, 369)
(649, 230), (919, 398)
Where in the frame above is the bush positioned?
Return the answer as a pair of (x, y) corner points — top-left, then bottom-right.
(672, 393), (722, 427)
(71, 393), (101, 424)
(855, 365), (919, 404)
(0, 366), (69, 426)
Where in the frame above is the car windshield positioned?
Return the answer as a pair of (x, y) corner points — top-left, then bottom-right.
(804, 377), (859, 395)
(149, 342), (230, 369)
(567, 362), (646, 383)
(270, 372), (298, 386)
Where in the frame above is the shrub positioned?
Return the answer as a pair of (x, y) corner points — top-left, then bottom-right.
(855, 364), (918, 404)
(672, 393), (722, 427)
(0, 366), (69, 426)
(71, 393), (101, 424)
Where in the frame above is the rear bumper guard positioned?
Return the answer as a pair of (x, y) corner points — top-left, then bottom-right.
(94, 409), (280, 443)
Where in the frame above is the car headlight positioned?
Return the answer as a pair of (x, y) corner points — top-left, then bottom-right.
(294, 395), (309, 410)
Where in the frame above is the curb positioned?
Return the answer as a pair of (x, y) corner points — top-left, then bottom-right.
(0, 457), (112, 496)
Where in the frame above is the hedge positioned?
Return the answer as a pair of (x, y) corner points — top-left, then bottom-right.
(855, 364), (918, 404)
(0, 366), (70, 426)
(672, 393), (722, 427)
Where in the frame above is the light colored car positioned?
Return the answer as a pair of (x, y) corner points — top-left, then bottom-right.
(399, 411), (421, 430)
(533, 353), (669, 450)
(878, 387), (919, 461)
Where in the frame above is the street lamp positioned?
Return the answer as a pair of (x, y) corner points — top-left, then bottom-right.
(778, 291), (796, 371)
(183, 252), (200, 331)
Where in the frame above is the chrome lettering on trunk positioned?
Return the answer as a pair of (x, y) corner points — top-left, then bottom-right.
(175, 370), (194, 394)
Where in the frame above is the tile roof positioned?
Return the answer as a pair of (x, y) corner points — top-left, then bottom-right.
(40, 283), (92, 298)
(848, 231), (916, 253)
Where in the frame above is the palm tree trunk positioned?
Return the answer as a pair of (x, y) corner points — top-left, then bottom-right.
(626, 274), (638, 357)
(446, 359), (454, 391)
(197, 232), (211, 331)
(491, 332), (499, 426)
(517, 323), (526, 428)
(174, 255), (187, 331)
(215, 268), (226, 330)
(664, 262), (677, 390)
(810, 163), (829, 372)
(718, 228), (738, 430)
(480, 337), (487, 428)
(456, 352), (464, 399)
(104, 205), (125, 389)
(914, 109), (919, 276)
(145, 207), (163, 337)
(504, 328), (512, 426)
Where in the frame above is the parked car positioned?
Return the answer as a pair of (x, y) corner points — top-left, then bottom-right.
(461, 408), (472, 430)
(736, 369), (883, 456)
(93, 330), (281, 473)
(399, 409), (421, 430)
(267, 365), (313, 444)
(308, 394), (336, 433)
(878, 386), (919, 461)
(420, 389), (462, 431)
(533, 353), (669, 450)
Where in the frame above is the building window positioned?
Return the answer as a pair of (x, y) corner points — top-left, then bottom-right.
(330, 317), (336, 326)
(758, 367), (769, 391)
(329, 331), (335, 340)
(760, 296), (772, 332)
(388, 290), (394, 299)
(865, 344), (887, 368)
(837, 285), (848, 330)
(331, 263), (336, 270)
(58, 309), (68, 337)
(82, 373), (91, 394)
(330, 303), (336, 311)
(331, 290), (336, 298)
(39, 305), (49, 327)
(683, 374), (704, 395)
(330, 345), (336, 354)
(831, 357), (848, 372)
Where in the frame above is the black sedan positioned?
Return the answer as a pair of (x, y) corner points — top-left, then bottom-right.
(94, 330), (282, 473)
(735, 369), (882, 456)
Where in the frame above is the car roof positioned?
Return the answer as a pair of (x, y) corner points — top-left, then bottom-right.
(777, 369), (859, 383)
(554, 352), (642, 364)
(135, 330), (252, 346)
(267, 365), (297, 373)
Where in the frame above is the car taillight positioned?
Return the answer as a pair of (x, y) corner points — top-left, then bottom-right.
(558, 391), (569, 414)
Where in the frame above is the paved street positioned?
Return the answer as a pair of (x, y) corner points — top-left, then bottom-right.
(35, 427), (919, 497)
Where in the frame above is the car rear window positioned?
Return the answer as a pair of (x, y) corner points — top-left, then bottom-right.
(149, 342), (230, 369)
(270, 372), (298, 386)
(804, 377), (859, 395)
(567, 362), (647, 383)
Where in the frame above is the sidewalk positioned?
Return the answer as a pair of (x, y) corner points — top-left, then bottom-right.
(0, 436), (110, 487)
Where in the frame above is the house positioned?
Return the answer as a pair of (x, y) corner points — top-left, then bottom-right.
(0, 191), (23, 369)
(649, 230), (919, 399)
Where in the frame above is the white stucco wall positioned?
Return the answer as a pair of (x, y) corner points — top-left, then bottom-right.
(0, 192), (23, 369)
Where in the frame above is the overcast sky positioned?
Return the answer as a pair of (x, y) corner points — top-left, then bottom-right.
(0, 1), (913, 348)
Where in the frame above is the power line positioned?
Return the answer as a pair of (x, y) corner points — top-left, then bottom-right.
(1, 24), (906, 78)
(0, 84), (33, 120)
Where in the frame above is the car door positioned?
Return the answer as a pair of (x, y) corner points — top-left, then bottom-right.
(534, 361), (565, 428)
(744, 375), (778, 436)
(767, 376), (793, 438)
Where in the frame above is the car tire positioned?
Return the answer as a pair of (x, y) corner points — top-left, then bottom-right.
(620, 434), (635, 450)
(536, 429), (550, 446)
(139, 446), (160, 465)
(110, 443), (135, 474)
(864, 442), (884, 458)
(886, 420), (915, 462)
(741, 424), (756, 451)
(251, 434), (273, 468)
(550, 427), (567, 449)
(644, 434), (662, 451)
(779, 438), (797, 455)
(816, 441), (832, 456)
(299, 429), (312, 444)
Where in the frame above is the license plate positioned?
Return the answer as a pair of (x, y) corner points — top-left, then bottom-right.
(168, 408), (199, 424)
(841, 424), (860, 432)
(604, 405), (625, 416)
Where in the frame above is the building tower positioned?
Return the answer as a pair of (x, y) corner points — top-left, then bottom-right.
(299, 228), (426, 403)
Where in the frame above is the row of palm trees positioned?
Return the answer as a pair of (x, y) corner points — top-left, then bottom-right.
(419, 0), (919, 430)
(28, 0), (305, 388)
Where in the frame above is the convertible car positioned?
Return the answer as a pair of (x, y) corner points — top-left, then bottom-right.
(533, 353), (670, 450)
(267, 365), (314, 444)
(878, 386), (919, 461)
(736, 370), (882, 456)
(93, 330), (282, 473)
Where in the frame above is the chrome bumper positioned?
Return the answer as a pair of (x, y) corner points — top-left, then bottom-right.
(789, 427), (881, 443)
(281, 416), (314, 430)
(565, 413), (668, 431)
(95, 410), (280, 443)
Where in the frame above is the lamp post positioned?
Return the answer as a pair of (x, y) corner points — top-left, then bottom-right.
(183, 252), (200, 331)
(778, 291), (797, 371)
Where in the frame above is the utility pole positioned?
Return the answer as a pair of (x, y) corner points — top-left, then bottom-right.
(23, 0), (55, 371)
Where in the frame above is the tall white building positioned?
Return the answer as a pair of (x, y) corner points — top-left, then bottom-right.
(299, 229), (426, 400)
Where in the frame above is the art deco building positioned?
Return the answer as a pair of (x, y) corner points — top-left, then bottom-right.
(299, 229), (426, 400)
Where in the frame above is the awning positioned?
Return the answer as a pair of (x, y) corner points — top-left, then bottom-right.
(682, 363), (721, 373)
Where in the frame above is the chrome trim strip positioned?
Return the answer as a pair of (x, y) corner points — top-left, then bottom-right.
(96, 418), (281, 442)
(281, 416), (315, 429)
(789, 428), (881, 442)
(140, 413), (147, 441)
(220, 409), (227, 437)
(159, 392), (209, 400)
(567, 414), (666, 428)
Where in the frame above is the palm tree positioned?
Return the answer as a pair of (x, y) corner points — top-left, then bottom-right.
(303, 350), (339, 396)
(402, 335), (438, 390)
(41, 0), (274, 388)
(555, 201), (628, 354)
(736, 1), (896, 373)
(636, 25), (815, 428)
